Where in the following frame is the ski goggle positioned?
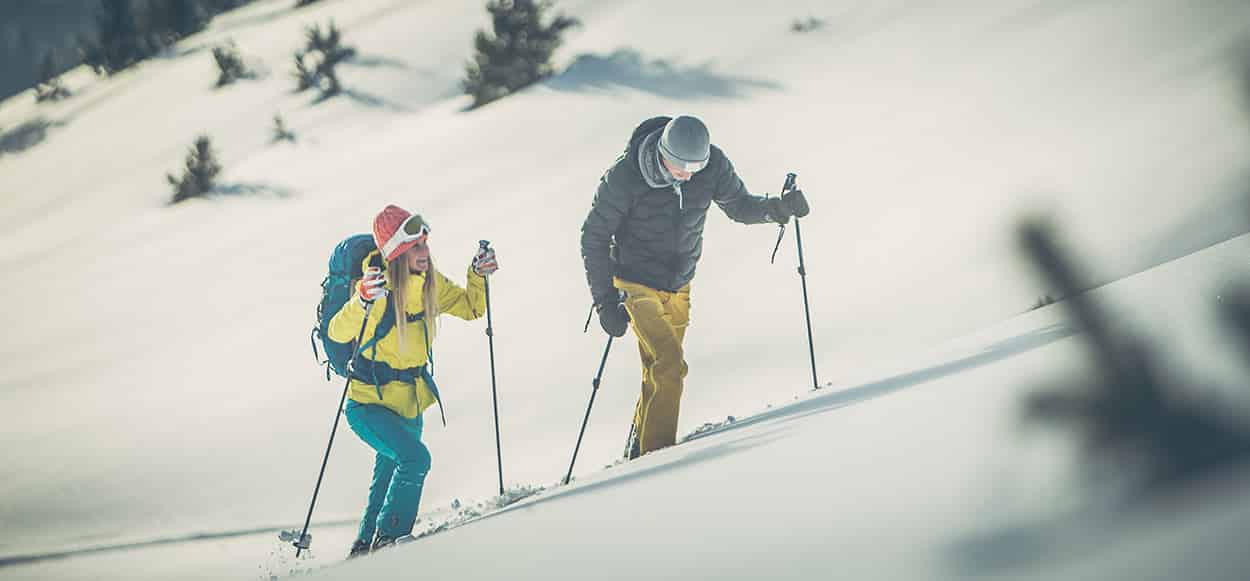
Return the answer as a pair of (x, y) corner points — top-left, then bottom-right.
(660, 151), (708, 174)
(400, 213), (430, 241)
(381, 213), (431, 260)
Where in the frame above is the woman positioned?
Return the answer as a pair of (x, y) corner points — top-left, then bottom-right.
(328, 204), (499, 557)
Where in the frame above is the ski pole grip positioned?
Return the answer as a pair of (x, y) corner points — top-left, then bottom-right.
(783, 172), (797, 194)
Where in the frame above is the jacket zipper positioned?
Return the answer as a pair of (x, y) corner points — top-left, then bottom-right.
(672, 183), (684, 289)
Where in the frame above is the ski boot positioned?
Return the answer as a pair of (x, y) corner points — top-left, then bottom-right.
(624, 424), (641, 460)
(347, 538), (371, 559)
(371, 534), (398, 551)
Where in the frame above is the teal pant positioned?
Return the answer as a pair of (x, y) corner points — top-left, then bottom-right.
(345, 400), (431, 542)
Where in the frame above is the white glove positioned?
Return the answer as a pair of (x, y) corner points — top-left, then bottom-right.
(472, 247), (499, 276)
(357, 267), (388, 306)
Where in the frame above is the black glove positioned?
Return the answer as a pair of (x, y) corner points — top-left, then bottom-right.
(765, 188), (810, 224)
(764, 197), (790, 224)
(597, 297), (630, 337)
(783, 188), (810, 218)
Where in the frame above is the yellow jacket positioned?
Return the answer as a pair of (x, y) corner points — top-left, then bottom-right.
(329, 253), (486, 419)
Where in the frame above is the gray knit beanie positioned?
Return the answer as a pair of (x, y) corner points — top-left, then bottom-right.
(657, 115), (710, 171)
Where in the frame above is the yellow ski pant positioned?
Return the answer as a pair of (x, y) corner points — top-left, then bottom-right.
(614, 278), (691, 455)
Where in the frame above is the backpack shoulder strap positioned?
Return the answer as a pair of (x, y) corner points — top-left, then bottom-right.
(356, 249), (393, 352)
(359, 301), (394, 353)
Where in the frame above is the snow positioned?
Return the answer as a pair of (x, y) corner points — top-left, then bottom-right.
(299, 236), (1250, 581)
(1, 0), (1248, 579)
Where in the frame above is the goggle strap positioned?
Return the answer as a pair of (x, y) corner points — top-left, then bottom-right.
(382, 219), (428, 259)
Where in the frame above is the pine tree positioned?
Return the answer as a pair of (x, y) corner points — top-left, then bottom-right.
(80, 0), (147, 75)
(790, 16), (825, 33)
(149, 0), (213, 39)
(293, 52), (316, 91)
(272, 114), (296, 143)
(463, 0), (578, 109)
(81, 0), (236, 77)
(172, 0), (212, 37)
(34, 52), (72, 103)
(212, 42), (250, 87)
(1020, 221), (1250, 493)
(291, 21), (355, 98)
(167, 135), (222, 203)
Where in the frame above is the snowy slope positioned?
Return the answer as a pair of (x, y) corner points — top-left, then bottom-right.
(1, 0), (1248, 578)
(10, 233), (1250, 581)
(304, 233), (1250, 581)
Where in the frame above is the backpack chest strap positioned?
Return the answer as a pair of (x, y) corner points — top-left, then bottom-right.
(352, 313), (445, 426)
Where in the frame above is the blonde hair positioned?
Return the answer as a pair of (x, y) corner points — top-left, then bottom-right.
(387, 249), (439, 354)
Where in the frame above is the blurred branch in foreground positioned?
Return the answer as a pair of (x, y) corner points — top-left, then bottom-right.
(1018, 220), (1250, 496)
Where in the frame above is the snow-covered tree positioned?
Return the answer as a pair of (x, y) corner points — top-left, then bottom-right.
(790, 16), (825, 33)
(212, 42), (251, 87)
(168, 135), (222, 204)
(463, 0), (578, 109)
(34, 52), (72, 103)
(151, 0), (214, 39)
(291, 21), (355, 98)
(272, 114), (296, 143)
(80, 0), (150, 75)
(81, 0), (240, 77)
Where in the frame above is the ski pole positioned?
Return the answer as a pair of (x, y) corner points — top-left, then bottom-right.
(623, 421), (637, 459)
(294, 301), (374, 557)
(788, 173), (820, 390)
(795, 216), (819, 389)
(479, 240), (505, 497)
(564, 334), (614, 485)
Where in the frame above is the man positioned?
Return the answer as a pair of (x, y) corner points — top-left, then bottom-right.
(580, 115), (810, 458)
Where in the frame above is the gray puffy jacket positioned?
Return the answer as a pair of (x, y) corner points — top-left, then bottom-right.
(580, 116), (771, 304)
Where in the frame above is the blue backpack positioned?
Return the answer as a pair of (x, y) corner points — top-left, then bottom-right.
(311, 234), (393, 379)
